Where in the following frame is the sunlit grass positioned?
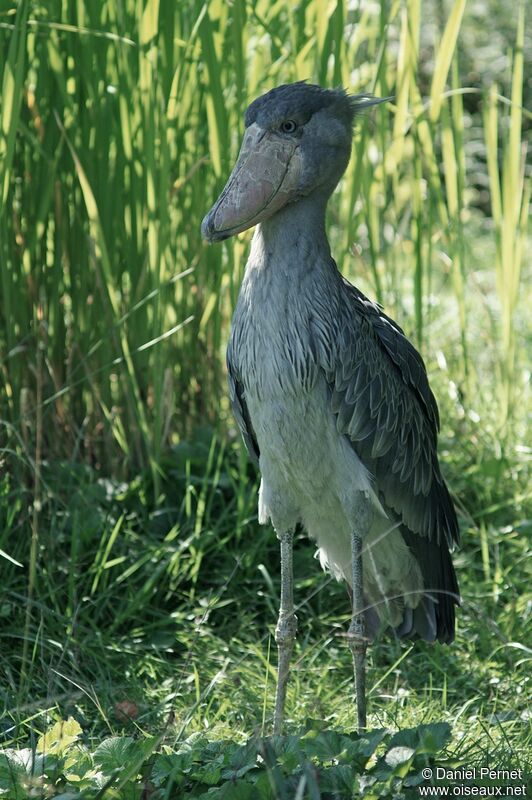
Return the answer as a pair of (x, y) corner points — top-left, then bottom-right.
(0, 0), (529, 473)
(0, 418), (529, 769)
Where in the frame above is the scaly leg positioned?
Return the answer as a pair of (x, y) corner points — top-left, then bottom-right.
(273, 529), (297, 735)
(347, 502), (372, 733)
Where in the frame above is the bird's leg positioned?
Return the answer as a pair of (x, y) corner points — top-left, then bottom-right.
(273, 528), (297, 735)
(347, 499), (372, 733)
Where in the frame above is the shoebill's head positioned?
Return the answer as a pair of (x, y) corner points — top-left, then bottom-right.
(201, 81), (386, 243)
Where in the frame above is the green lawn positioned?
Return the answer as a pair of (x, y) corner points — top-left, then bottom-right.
(1, 325), (530, 794)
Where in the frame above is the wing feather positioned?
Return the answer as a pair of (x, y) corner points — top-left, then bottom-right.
(326, 284), (463, 645)
(226, 339), (260, 464)
(320, 278), (459, 550)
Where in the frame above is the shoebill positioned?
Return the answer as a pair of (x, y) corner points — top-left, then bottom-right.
(201, 81), (459, 734)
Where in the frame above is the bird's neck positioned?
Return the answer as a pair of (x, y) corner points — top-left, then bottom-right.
(248, 193), (332, 279)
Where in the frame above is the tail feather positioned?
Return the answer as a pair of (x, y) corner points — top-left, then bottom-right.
(400, 526), (460, 644)
(361, 525), (459, 644)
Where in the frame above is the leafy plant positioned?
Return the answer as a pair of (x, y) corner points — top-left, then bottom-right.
(0, 718), (456, 799)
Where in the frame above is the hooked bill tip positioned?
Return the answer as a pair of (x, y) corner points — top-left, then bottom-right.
(201, 213), (214, 241)
(201, 212), (231, 243)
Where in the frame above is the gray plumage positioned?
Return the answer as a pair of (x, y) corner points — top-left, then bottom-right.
(227, 212), (459, 642)
(203, 82), (459, 729)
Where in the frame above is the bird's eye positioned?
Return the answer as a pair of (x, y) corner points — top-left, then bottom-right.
(280, 120), (297, 134)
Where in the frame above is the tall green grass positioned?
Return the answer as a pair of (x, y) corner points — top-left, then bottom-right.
(0, 0), (529, 481)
